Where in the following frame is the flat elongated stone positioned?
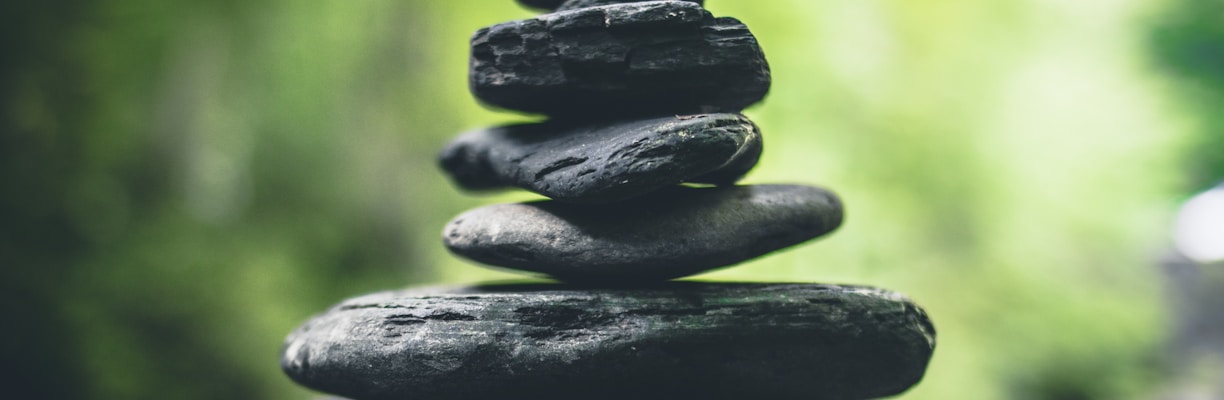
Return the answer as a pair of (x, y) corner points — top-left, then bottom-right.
(281, 283), (936, 400)
(443, 185), (843, 280)
(517, 0), (703, 11)
(516, 0), (567, 10)
(438, 114), (761, 203)
(471, 2), (770, 117)
(556, 0), (704, 12)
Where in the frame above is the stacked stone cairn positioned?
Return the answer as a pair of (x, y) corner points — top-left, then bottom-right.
(281, 1), (936, 399)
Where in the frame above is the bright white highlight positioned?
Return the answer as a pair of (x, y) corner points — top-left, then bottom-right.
(1176, 188), (1224, 264)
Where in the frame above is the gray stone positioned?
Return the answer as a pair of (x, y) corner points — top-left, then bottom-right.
(438, 114), (761, 203)
(556, 0), (705, 12)
(281, 282), (936, 400)
(443, 185), (843, 280)
(471, 2), (770, 118)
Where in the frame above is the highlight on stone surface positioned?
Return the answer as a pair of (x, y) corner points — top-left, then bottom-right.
(442, 184), (843, 281)
(281, 282), (936, 400)
(556, 0), (705, 12)
(517, 0), (706, 12)
(470, 1), (770, 117)
(438, 113), (762, 203)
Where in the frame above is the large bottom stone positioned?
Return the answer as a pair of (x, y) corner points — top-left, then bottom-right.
(282, 282), (936, 400)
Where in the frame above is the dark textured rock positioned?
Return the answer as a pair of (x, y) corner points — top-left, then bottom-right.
(282, 282), (936, 400)
(516, 0), (567, 10)
(471, 2), (770, 118)
(439, 113), (761, 203)
(443, 185), (843, 280)
(517, 0), (704, 12)
(556, 0), (705, 12)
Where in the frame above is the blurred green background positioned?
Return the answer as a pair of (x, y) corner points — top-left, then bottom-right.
(3, 0), (1223, 399)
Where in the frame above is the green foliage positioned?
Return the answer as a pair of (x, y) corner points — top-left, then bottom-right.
(0, 0), (1209, 399)
(1150, 0), (1224, 190)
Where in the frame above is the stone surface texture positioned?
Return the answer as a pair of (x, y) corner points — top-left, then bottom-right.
(282, 283), (936, 400)
(517, 0), (705, 12)
(443, 185), (843, 280)
(471, 1), (770, 117)
(438, 113), (761, 203)
(556, 0), (705, 12)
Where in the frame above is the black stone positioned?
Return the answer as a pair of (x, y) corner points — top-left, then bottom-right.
(443, 185), (843, 280)
(556, 0), (705, 12)
(281, 282), (936, 400)
(517, 0), (704, 12)
(470, 2), (770, 118)
(515, 0), (567, 10)
(438, 113), (761, 203)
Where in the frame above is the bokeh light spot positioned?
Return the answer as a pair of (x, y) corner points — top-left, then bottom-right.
(1176, 187), (1224, 263)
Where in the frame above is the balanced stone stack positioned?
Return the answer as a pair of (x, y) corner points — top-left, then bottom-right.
(281, 2), (936, 400)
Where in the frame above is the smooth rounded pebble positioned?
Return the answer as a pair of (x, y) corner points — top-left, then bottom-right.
(438, 114), (761, 204)
(471, 1), (770, 118)
(281, 282), (936, 400)
(443, 184), (843, 280)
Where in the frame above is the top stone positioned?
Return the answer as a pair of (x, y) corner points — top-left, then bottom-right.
(471, 1), (770, 118)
